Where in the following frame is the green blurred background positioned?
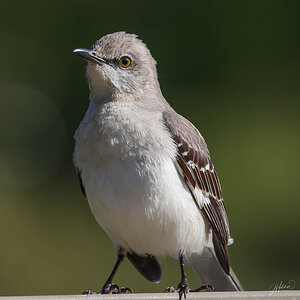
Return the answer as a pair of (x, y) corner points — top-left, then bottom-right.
(0, 0), (299, 296)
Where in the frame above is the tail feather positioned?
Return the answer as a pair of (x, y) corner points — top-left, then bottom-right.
(187, 247), (243, 291)
(228, 266), (244, 291)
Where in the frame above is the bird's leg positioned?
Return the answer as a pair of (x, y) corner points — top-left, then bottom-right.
(164, 254), (215, 297)
(83, 252), (132, 294)
(177, 254), (189, 299)
(100, 253), (124, 294)
(164, 253), (189, 298)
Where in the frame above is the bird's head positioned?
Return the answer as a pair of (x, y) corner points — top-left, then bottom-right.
(74, 32), (161, 102)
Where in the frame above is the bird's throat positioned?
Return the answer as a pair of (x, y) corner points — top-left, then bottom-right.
(87, 65), (112, 104)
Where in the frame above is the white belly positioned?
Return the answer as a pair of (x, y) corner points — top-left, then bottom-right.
(74, 102), (207, 257)
(80, 153), (207, 257)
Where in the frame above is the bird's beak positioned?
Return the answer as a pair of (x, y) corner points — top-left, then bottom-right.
(73, 48), (107, 65)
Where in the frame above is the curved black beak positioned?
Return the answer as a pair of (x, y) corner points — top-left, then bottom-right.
(73, 48), (107, 65)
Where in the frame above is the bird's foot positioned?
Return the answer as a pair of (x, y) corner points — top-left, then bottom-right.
(101, 282), (120, 294)
(119, 287), (133, 294)
(164, 283), (214, 298)
(82, 289), (97, 295)
(190, 284), (214, 292)
(164, 279), (189, 299)
(82, 283), (132, 295)
(177, 279), (189, 300)
(164, 286), (176, 293)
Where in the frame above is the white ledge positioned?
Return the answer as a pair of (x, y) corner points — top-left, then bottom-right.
(0, 291), (299, 300)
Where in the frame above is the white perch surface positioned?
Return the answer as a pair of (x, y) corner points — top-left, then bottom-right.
(0, 291), (299, 300)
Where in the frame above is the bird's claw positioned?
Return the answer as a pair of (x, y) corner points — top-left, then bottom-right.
(82, 283), (132, 295)
(105, 283), (120, 294)
(190, 284), (214, 292)
(177, 280), (189, 299)
(108, 284), (133, 294)
(82, 289), (97, 295)
(164, 283), (214, 298)
(164, 286), (176, 293)
(119, 287), (133, 294)
(164, 281), (189, 299)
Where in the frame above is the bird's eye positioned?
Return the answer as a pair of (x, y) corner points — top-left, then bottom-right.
(119, 56), (131, 68)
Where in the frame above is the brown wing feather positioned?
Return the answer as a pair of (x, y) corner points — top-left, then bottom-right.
(163, 110), (231, 274)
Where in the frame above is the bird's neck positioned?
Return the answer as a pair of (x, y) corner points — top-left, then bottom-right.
(88, 75), (113, 104)
(88, 72), (164, 105)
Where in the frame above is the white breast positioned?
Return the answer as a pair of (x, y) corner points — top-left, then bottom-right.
(74, 101), (207, 257)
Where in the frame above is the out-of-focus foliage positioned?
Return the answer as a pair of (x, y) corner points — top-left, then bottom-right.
(0, 0), (299, 295)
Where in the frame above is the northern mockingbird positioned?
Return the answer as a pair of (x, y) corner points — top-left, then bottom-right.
(73, 31), (243, 296)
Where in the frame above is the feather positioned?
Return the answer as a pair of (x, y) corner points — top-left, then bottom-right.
(163, 110), (231, 275)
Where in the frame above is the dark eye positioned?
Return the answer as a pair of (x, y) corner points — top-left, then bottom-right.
(119, 56), (131, 68)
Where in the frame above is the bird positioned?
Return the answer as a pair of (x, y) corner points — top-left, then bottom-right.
(73, 31), (243, 297)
